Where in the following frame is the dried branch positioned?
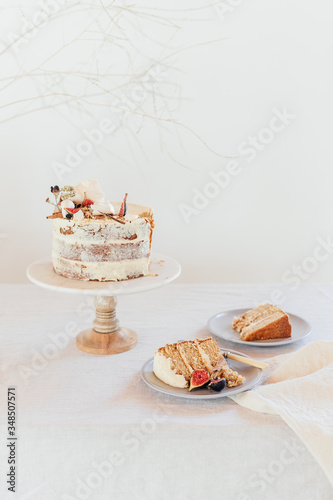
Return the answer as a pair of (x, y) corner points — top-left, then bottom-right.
(0, 1), (227, 168)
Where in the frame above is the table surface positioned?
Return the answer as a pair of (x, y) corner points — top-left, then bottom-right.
(0, 283), (332, 500)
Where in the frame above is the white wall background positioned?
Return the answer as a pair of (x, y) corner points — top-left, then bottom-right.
(1, 0), (333, 284)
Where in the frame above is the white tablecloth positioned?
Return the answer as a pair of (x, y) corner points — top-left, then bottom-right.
(0, 283), (332, 499)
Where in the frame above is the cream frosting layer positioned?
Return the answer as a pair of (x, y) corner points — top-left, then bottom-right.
(51, 201), (153, 281)
(53, 255), (149, 281)
(52, 217), (150, 243)
(52, 238), (150, 262)
(153, 353), (188, 388)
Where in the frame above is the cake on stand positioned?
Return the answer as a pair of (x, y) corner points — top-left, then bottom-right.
(27, 254), (181, 355)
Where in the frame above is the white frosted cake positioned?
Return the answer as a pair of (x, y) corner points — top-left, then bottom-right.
(47, 180), (154, 282)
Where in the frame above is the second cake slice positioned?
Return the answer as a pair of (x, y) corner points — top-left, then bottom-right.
(232, 304), (292, 341)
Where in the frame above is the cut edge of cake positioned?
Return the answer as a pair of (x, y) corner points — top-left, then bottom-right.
(153, 337), (245, 389)
(232, 304), (292, 341)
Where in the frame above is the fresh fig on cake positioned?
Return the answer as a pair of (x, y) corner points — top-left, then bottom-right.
(208, 378), (226, 392)
(189, 370), (210, 391)
(118, 193), (128, 216)
(66, 208), (80, 214)
(83, 198), (94, 207)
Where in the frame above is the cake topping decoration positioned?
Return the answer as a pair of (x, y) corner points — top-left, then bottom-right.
(106, 215), (126, 225)
(46, 179), (134, 224)
(92, 201), (115, 216)
(75, 179), (105, 204)
(46, 186), (61, 212)
(66, 208), (80, 214)
(61, 199), (75, 217)
(83, 198), (94, 207)
(60, 185), (77, 201)
(118, 193), (128, 217)
(72, 209), (84, 221)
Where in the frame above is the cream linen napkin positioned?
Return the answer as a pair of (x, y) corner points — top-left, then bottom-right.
(230, 341), (333, 486)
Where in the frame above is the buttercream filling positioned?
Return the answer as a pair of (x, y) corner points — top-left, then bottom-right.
(153, 353), (188, 388)
(52, 255), (149, 281)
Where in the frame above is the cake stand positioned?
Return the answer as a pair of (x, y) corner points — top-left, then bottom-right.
(27, 254), (181, 355)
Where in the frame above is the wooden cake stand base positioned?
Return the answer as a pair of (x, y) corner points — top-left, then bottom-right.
(76, 296), (137, 355)
(27, 254), (181, 355)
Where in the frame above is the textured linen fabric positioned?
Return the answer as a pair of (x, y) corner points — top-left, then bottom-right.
(231, 341), (333, 486)
(0, 284), (332, 499)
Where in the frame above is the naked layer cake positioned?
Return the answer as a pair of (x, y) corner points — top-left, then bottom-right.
(153, 337), (245, 388)
(232, 304), (292, 341)
(46, 179), (154, 281)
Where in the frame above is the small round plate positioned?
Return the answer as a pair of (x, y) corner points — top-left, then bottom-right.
(208, 308), (311, 347)
(141, 348), (262, 399)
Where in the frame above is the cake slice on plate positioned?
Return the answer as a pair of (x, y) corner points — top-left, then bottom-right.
(153, 337), (245, 389)
(232, 304), (292, 341)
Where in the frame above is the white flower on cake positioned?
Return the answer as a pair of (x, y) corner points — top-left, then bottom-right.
(92, 201), (115, 215)
(73, 209), (84, 221)
(74, 179), (105, 203)
(61, 199), (75, 217)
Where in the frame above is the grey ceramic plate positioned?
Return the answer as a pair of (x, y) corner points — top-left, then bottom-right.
(208, 308), (311, 347)
(141, 348), (262, 399)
